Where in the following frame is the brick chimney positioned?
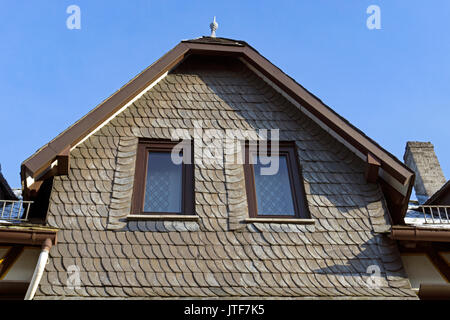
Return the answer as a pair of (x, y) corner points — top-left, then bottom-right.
(404, 142), (446, 204)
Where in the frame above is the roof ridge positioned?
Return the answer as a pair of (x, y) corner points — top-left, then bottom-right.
(424, 180), (450, 205)
(182, 36), (247, 46)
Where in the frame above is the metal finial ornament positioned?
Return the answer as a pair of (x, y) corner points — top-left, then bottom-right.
(210, 16), (218, 37)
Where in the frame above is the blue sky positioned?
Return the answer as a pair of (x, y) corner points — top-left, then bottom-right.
(0, 0), (449, 188)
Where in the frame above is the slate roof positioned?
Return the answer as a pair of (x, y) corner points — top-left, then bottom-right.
(0, 165), (18, 201)
(34, 56), (416, 299)
(424, 180), (450, 205)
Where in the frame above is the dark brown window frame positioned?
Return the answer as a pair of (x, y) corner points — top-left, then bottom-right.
(131, 139), (194, 216)
(243, 141), (310, 219)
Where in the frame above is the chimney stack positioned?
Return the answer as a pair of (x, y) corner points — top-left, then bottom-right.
(404, 142), (446, 204)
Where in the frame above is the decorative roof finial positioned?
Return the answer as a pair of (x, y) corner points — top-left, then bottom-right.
(210, 16), (218, 38)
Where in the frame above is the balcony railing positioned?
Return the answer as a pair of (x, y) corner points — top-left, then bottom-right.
(0, 200), (33, 223)
(407, 205), (450, 225)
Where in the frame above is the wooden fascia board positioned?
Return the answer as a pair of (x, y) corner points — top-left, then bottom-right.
(0, 228), (58, 246)
(391, 225), (450, 242)
(419, 284), (450, 300)
(0, 280), (30, 299)
(56, 146), (70, 176)
(238, 45), (413, 187)
(22, 42), (191, 178)
(182, 42), (414, 188)
(365, 153), (381, 183)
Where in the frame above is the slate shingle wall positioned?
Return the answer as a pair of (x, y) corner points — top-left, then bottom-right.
(36, 57), (415, 299)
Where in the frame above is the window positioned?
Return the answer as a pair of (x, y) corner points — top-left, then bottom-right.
(132, 139), (194, 215)
(243, 142), (309, 218)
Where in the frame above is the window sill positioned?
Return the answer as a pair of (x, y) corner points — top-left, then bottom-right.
(243, 218), (315, 225)
(127, 215), (199, 222)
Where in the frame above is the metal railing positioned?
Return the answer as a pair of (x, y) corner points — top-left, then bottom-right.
(0, 200), (33, 223)
(409, 205), (450, 225)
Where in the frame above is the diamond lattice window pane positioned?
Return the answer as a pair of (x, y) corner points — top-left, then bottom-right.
(253, 155), (296, 216)
(144, 152), (182, 213)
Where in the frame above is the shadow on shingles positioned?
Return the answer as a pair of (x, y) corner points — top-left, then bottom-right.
(171, 56), (410, 285)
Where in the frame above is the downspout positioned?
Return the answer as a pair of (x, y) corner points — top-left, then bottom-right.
(24, 238), (53, 300)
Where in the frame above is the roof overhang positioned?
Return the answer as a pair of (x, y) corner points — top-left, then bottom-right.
(418, 284), (450, 300)
(391, 225), (450, 242)
(425, 181), (450, 205)
(0, 226), (58, 246)
(21, 37), (415, 222)
(0, 171), (18, 201)
(0, 281), (30, 300)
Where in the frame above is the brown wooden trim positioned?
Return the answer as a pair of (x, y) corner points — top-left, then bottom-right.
(365, 153), (381, 183)
(239, 44), (413, 185)
(244, 218), (315, 224)
(439, 251), (450, 264)
(418, 283), (450, 300)
(243, 151), (258, 218)
(0, 246), (24, 280)
(29, 146), (70, 183)
(392, 225), (450, 242)
(0, 280), (29, 300)
(398, 241), (450, 252)
(428, 248), (450, 282)
(243, 141), (310, 219)
(56, 146), (70, 176)
(22, 42), (191, 178)
(0, 228), (58, 246)
(380, 176), (413, 225)
(34, 165), (58, 183)
(131, 139), (194, 216)
(184, 39), (413, 185)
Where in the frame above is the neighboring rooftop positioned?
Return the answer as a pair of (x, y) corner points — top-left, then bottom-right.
(405, 204), (450, 228)
(424, 180), (450, 206)
(403, 141), (450, 228)
(404, 141), (446, 204)
(0, 163), (18, 201)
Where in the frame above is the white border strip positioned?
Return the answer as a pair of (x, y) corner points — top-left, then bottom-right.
(70, 71), (169, 151)
(26, 72), (169, 188)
